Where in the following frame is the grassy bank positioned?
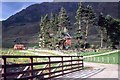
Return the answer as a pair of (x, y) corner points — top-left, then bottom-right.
(79, 50), (112, 56)
(84, 51), (120, 64)
(1, 48), (47, 65)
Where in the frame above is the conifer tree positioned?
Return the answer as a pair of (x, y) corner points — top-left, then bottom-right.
(39, 16), (44, 48)
(39, 14), (49, 48)
(58, 7), (70, 37)
(74, 3), (84, 50)
(75, 3), (83, 33)
(49, 13), (58, 34)
(49, 13), (59, 49)
(75, 3), (96, 49)
(57, 7), (71, 49)
(83, 5), (96, 48)
(98, 13), (107, 48)
(105, 15), (120, 49)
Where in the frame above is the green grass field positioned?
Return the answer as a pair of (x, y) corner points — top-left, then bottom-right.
(84, 51), (120, 64)
(79, 50), (112, 56)
(1, 48), (119, 64)
(1, 48), (62, 69)
(1, 48), (34, 55)
(1, 49), (47, 65)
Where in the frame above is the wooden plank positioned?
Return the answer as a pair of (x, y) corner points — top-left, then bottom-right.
(2, 63), (83, 77)
(48, 57), (51, 78)
(29, 57), (33, 80)
(1, 56), (83, 58)
(2, 58), (6, 80)
(61, 56), (64, 75)
(11, 66), (83, 79)
(2, 60), (83, 68)
(1, 55), (84, 79)
(45, 68), (83, 79)
(17, 66), (30, 79)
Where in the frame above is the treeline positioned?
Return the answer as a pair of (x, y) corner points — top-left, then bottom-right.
(39, 3), (120, 50)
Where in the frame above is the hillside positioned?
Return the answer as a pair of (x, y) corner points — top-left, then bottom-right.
(2, 2), (119, 48)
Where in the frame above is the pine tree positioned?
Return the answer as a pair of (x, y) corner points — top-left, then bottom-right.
(83, 5), (96, 48)
(39, 14), (49, 48)
(49, 13), (59, 49)
(105, 15), (120, 49)
(49, 13), (58, 34)
(98, 13), (107, 48)
(75, 3), (83, 33)
(58, 7), (70, 36)
(74, 3), (84, 50)
(75, 3), (96, 49)
(57, 7), (71, 50)
(39, 16), (44, 48)
(98, 14), (120, 49)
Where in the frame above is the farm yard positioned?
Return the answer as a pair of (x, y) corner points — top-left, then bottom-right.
(1, 2), (120, 79)
(1, 48), (119, 79)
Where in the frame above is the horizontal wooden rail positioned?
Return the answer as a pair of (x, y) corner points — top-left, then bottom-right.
(2, 63), (83, 76)
(1, 55), (84, 80)
(2, 60), (83, 68)
(2, 55), (83, 58)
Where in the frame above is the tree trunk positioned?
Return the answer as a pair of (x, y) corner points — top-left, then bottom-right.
(78, 20), (81, 33)
(85, 20), (89, 41)
(84, 20), (89, 49)
(100, 29), (103, 48)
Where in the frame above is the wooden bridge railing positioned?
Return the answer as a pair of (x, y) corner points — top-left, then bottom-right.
(1, 55), (84, 80)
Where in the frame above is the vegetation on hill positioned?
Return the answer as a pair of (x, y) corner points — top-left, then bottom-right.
(2, 2), (119, 48)
(38, 3), (120, 50)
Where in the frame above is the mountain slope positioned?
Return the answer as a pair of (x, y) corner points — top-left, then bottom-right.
(2, 2), (119, 48)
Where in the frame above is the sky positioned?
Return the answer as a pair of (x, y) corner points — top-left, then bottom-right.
(0, 0), (53, 21)
(0, 0), (119, 21)
(1, 2), (36, 21)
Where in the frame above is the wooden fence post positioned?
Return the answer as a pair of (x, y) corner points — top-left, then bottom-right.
(78, 56), (79, 69)
(29, 57), (33, 80)
(3, 57), (6, 80)
(48, 57), (51, 78)
(71, 57), (72, 71)
(1, 56), (84, 79)
(61, 57), (64, 75)
(81, 56), (84, 69)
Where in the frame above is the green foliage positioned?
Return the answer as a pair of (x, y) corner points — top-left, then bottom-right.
(98, 13), (120, 48)
(98, 14), (111, 48)
(49, 13), (59, 32)
(98, 13), (107, 27)
(39, 4), (119, 50)
(39, 15), (50, 48)
(74, 3), (96, 49)
(79, 50), (112, 56)
(58, 7), (70, 32)
(105, 17), (120, 48)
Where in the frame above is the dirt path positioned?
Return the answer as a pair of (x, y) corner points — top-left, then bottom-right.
(84, 62), (118, 78)
(83, 50), (119, 78)
(20, 49), (70, 61)
(60, 62), (118, 79)
(20, 49), (68, 56)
